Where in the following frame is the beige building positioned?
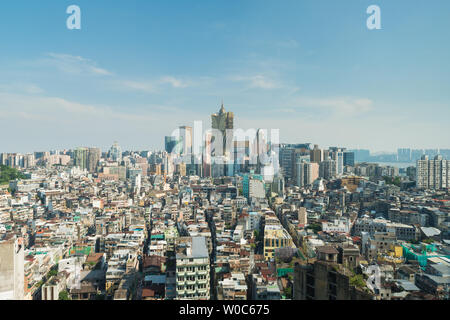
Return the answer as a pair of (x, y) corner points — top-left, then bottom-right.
(416, 155), (450, 189)
(263, 223), (295, 261)
(0, 236), (24, 300)
(296, 161), (319, 187)
(175, 237), (210, 300)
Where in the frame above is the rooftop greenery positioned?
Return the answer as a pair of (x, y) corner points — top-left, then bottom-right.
(0, 165), (26, 185)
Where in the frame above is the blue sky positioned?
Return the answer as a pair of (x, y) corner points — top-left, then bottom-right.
(0, 0), (449, 153)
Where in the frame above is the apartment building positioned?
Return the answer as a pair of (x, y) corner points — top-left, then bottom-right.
(175, 236), (210, 300)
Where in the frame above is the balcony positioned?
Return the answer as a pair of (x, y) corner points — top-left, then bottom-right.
(186, 280), (196, 286)
(196, 270), (208, 276)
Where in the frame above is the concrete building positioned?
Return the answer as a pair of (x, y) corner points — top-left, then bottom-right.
(109, 141), (122, 162)
(0, 236), (24, 300)
(179, 126), (193, 155)
(416, 155), (450, 190)
(263, 224), (294, 261)
(319, 159), (337, 180)
(175, 236), (210, 300)
(293, 246), (375, 300)
(296, 160), (319, 187)
(217, 273), (248, 300)
(298, 207), (307, 226)
(310, 144), (323, 164)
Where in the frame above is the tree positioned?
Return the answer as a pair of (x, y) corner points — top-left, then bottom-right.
(58, 290), (70, 300)
(309, 223), (322, 234)
(350, 274), (366, 289)
(0, 165), (26, 185)
(383, 176), (401, 187)
(283, 286), (292, 298)
(48, 269), (58, 277)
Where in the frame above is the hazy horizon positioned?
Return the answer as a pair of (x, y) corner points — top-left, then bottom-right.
(1, 1), (449, 154)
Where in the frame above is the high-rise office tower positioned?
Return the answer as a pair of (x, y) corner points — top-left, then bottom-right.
(74, 147), (100, 173)
(202, 131), (213, 177)
(109, 141), (122, 163)
(279, 144), (311, 183)
(255, 129), (268, 174)
(343, 151), (355, 167)
(416, 155), (449, 189)
(329, 148), (345, 176)
(165, 136), (182, 154)
(73, 147), (89, 170)
(87, 147), (101, 173)
(319, 159), (337, 180)
(296, 160), (319, 187)
(310, 144), (323, 163)
(211, 103), (234, 156)
(179, 126), (193, 155)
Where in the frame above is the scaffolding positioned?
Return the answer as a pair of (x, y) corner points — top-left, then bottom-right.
(401, 243), (449, 268)
(69, 245), (92, 256)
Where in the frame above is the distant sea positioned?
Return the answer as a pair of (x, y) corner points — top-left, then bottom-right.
(362, 162), (415, 168)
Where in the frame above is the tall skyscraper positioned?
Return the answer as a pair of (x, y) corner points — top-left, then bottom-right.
(255, 129), (268, 174)
(319, 159), (337, 180)
(279, 143), (311, 183)
(179, 126), (193, 155)
(109, 141), (122, 163)
(329, 147), (345, 176)
(73, 147), (89, 170)
(343, 151), (355, 167)
(87, 147), (101, 173)
(202, 131), (213, 177)
(310, 144), (323, 163)
(416, 155), (450, 190)
(165, 136), (182, 154)
(74, 147), (100, 173)
(211, 103), (234, 156)
(296, 160), (319, 187)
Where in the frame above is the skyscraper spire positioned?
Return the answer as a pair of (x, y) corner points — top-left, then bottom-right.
(219, 99), (225, 114)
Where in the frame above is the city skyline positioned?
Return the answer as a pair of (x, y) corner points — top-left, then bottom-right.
(2, 0), (450, 305)
(1, 1), (449, 153)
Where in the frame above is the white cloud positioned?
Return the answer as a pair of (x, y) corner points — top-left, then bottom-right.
(120, 80), (157, 93)
(290, 96), (374, 115)
(0, 83), (44, 94)
(230, 75), (280, 89)
(159, 76), (190, 88)
(45, 53), (113, 76)
(119, 76), (193, 93)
